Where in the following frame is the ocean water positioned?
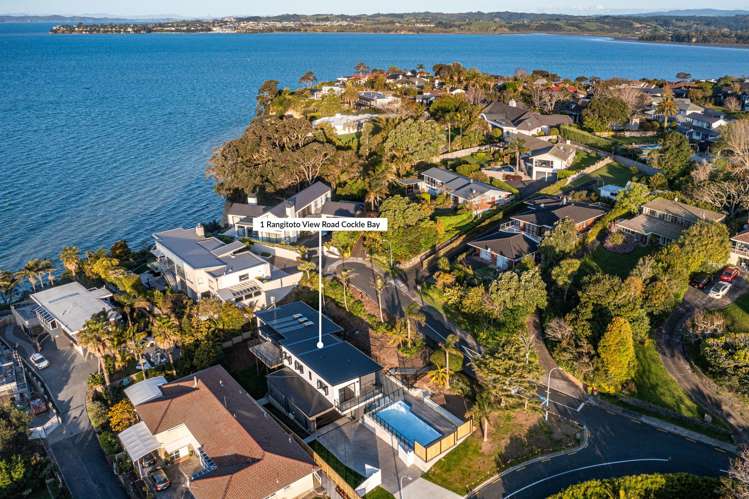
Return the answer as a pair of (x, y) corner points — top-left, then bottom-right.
(2, 23), (749, 270)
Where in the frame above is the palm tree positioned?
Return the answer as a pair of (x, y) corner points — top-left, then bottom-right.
(470, 391), (495, 442)
(297, 260), (317, 280)
(124, 324), (148, 380)
(77, 312), (114, 388)
(152, 315), (181, 371)
(404, 303), (425, 344)
(508, 135), (528, 173)
(354, 62), (369, 76)
(299, 71), (317, 88)
(443, 334), (460, 389)
(16, 259), (46, 291)
(38, 259), (55, 287)
(0, 270), (18, 304)
(296, 245), (309, 262)
(657, 85), (678, 130)
(59, 246), (81, 276)
(385, 320), (409, 348)
(374, 275), (385, 322)
(428, 366), (450, 389)
(339, 269), (353, 312)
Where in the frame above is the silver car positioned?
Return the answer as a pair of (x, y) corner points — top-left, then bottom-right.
(708, 281), (731, 299)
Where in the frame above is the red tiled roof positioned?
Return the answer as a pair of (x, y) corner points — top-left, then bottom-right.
(135, 365), (315, 499)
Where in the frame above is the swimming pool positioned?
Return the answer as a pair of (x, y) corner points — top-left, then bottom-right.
(374, 401), (441, 447)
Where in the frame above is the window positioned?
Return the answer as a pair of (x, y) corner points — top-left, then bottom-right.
(317, 380), (328, 395)
(239, 274), (249, 282)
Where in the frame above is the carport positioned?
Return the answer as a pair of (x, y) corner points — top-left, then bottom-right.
(118, 421), (160, 478)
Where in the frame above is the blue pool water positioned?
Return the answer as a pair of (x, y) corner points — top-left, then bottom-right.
(2, 23), (749, 270)
(375, 401), (441, 446)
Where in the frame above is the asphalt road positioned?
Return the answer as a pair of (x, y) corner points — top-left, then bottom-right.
(476, 390), (732, 498)
(3, 324), (127, 499)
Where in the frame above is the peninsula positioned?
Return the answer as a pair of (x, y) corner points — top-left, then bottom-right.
(49, 10), (749, 46)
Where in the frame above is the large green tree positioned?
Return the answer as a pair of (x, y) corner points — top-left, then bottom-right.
(382, 118), (445, 175)
(655, 131), (692, 180)
(596, 317), (636, 392)
(582, 95), (630, 132)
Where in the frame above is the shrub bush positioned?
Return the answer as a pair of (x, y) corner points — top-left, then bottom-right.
(87, 400), (109, 429)
(98, 431), (121, 456)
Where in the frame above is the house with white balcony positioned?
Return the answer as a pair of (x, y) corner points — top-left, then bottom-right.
(614, 197), (726, 245)
(503, 202), (607, 242)
(119, 365), (317, 499)
(225, 182), (363, 243)
(519, 134), (578, 180)
(29, 281), (117, 354)
(481, 100), (572, 137)
(152, 225), (299, 307)
(312, 113), (376, 135)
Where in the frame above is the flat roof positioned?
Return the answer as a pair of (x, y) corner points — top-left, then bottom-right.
(30, 282), (114, 334)
(267, 368), (336, 418)
(256, 301), (381, 385)
(154, 228), (265, 274)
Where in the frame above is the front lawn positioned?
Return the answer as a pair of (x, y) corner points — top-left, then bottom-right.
(588, 245), (652, 278)
(566, 162), (634, 190)
(423, 410), (579, 495)
(436, 211), (475, 242)
(721, 291), (749, 332)
(632, 340), (701, 419)
(569, 151), (601, 172)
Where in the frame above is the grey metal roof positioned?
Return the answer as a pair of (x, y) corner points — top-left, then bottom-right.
(30, 282), (115, 334)
(225, 202), (268, 219)
(468, 231), (539, 260)
(154, 228), (266, 273)
(299, 342), (381, 386)
(267, 368), (336, 418)
(512, 203), (606, 228)
(268, 182), (331, 217)
(422, 167), (503, 200)
(320, 201), (364, 217)
(421, 167), (460, 184)
(256, 301), (343, 344)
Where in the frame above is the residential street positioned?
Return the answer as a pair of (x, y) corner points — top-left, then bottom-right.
(2, 323), (127, 499)
(656, 281), (749, 443)
(475, 390), (732, 498)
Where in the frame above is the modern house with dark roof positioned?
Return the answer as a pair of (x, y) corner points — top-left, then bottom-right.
(481, 100), (572, 137)
(504, 202), (607, 241)
(419, 167), (512, 214)
(226, 181), (364, 243)
(119, 365), (317, 499)
(468, 231), (539, 270)
(614, 197), (726, 245)
(152, 225), (298, 307)
(253, 301), (385, 432)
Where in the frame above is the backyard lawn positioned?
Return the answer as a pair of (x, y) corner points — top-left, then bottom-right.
(721, 291), (749, 332)
(632, 340), (701, 419)
(436, 210), (475, 242)
(588, 245), (652, 278)
(569, 150), (601, 171)
(565, 162), (635, 190)
(423, 410), (580, 495)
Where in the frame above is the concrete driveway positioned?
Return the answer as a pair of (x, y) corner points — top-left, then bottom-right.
(2, 324), (127, 499)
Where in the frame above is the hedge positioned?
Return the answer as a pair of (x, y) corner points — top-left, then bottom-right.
(549, 473), (721, 499)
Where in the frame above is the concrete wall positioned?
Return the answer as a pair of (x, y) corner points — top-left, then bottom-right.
(251, 243), (301, 261)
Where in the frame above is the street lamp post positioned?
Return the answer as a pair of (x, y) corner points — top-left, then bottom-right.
(385, 239), (393, 270)
(545, 366), (561, 422)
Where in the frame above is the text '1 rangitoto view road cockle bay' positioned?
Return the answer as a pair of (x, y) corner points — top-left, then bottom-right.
(2, 2), (749, 499)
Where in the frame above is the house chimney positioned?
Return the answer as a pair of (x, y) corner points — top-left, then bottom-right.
(284, 201), (295, 218)
(193, 376), (198, 388)
(247, 193), (258, 205)
(508, 99), (517, 108)
(195, 224), (205, 238)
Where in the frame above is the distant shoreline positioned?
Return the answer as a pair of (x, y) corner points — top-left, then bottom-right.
(45, 29), (749, 50)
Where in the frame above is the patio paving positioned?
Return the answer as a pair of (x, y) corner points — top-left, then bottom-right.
(316, 418), (422, 497)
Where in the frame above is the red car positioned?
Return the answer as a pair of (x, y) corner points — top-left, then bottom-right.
(720, 266), (740, 283)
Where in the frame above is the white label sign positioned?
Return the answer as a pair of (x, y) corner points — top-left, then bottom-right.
(252, 217), (388, 232)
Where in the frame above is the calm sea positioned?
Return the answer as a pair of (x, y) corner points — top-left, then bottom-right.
(2, 23), (749, 270)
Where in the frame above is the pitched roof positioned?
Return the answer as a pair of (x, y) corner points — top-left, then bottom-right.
(134, 365), (315, 499)
(732, 230), (749, 244)
(511, 203), (606, 228)
(224, 202), (268, 219)
(643, 197), (725, 224)
(320, 200), (364, 217)
(30, 282), (115, 334)
(421, 167), (506, 200)
(481, 101), (529, 126)
(616, 214), (685, 241)
(468, 231), (538, 261)
(268, 182), (331, 217)
(267, 368), (335, 418)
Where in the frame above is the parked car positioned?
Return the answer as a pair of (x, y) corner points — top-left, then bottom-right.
(29, 353), (49, 370)
(142, 453), (157, 470)
(709, 281), (732, 299)
(720, 266), (741, 283)
(690, 273), (711, 289)
(136, 359), (153, 371)
(149, 468), (170, 492)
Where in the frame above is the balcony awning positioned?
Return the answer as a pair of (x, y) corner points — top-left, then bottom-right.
(118, 422), (160, 462)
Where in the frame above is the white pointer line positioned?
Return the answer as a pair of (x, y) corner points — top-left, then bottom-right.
(503, 458), (670, 498)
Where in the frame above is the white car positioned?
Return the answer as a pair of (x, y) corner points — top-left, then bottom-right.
(29, 353), (49, 370)
(708, 281), (731, 299)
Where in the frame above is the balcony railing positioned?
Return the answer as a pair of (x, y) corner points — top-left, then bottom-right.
(731, 244), (749, 258)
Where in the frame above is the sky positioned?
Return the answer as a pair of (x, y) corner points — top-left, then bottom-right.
(2, 0), (748, 18)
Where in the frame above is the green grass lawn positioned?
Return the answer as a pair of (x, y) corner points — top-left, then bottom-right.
(436, 211), (475, 241)
(721, 291), (749, 332)
(632, 340), (701, 419)
(588, 245), (652, 278)
(569, 150), (601, 172)
(364, 487), (395, 499)
(565, 162), (634, 190)
(423, 410), (579, 495)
